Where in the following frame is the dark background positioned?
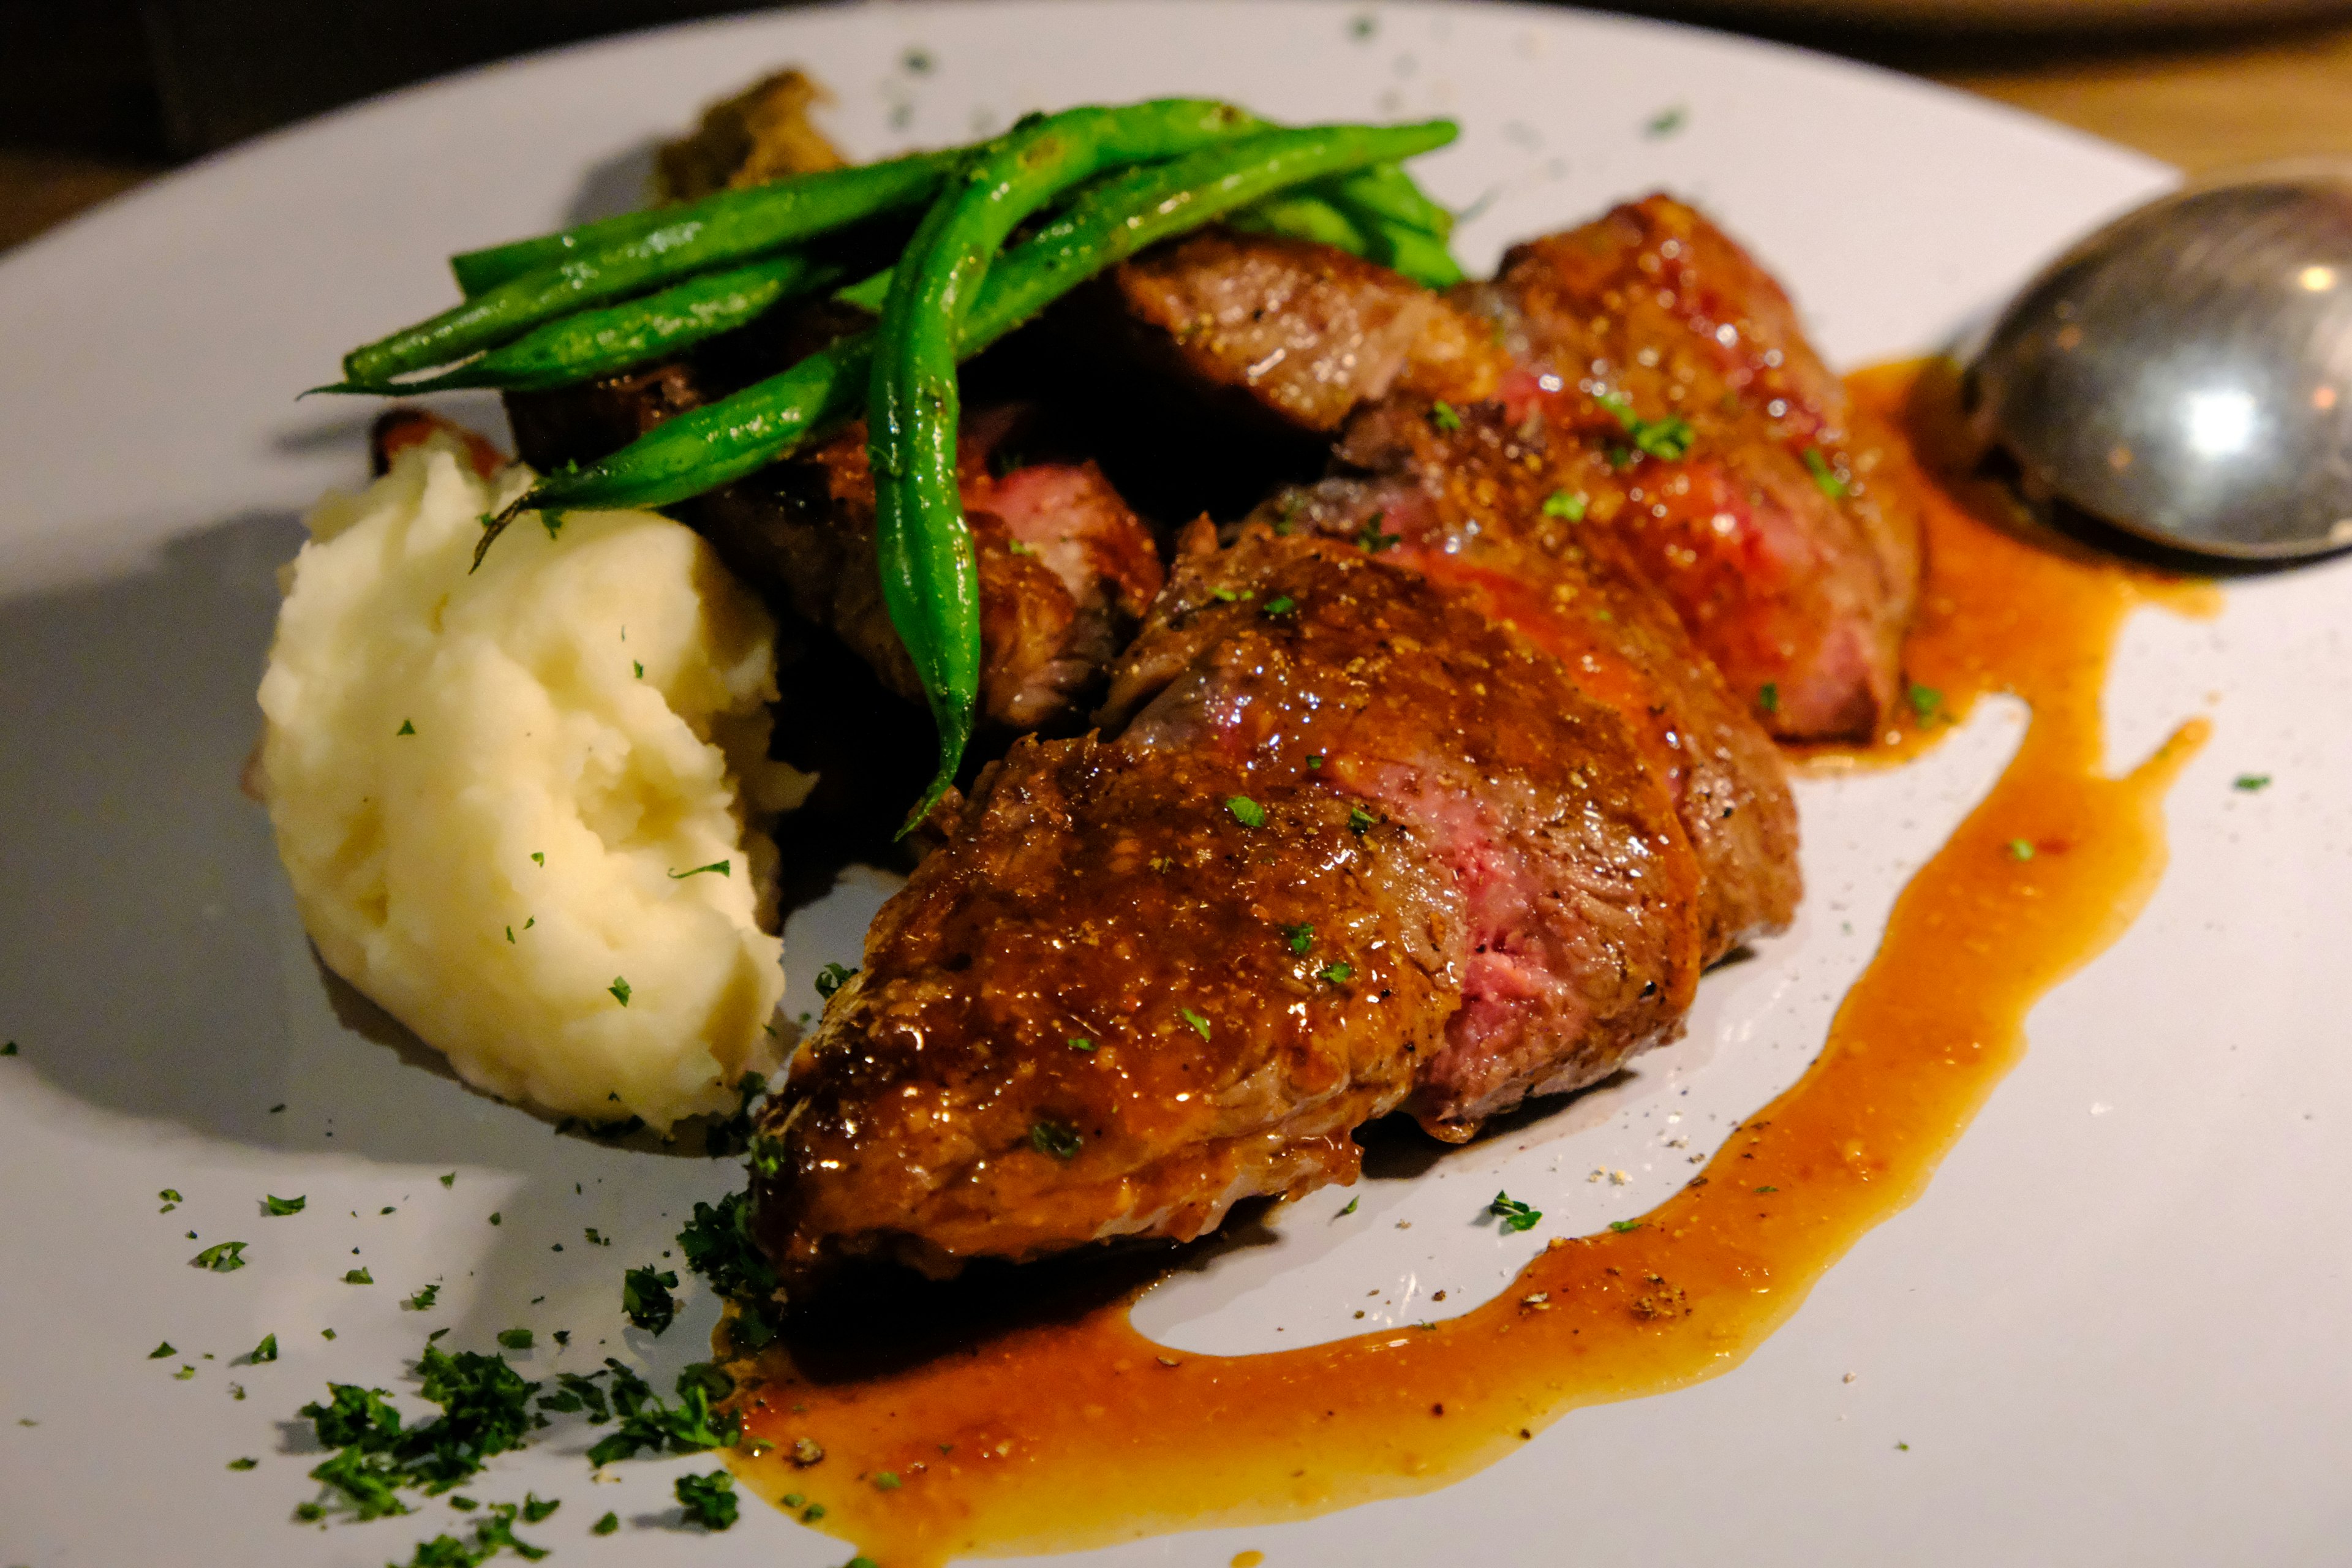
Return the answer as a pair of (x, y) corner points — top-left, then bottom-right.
(4, 0), (2350, 252)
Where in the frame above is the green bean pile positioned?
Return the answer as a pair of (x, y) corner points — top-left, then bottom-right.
(323, 99), (1463, 825)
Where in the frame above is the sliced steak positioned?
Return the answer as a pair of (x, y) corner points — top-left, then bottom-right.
(1254, 393), (1800, 962)
(1468, 195), (1922, 738)
(1094, 211), (1920, 739)
(505, 354), (1162, 734)
(1091, 227), (1509, 434)
(752, 524), (1702, 1287)
(697, 416), (1162, 731)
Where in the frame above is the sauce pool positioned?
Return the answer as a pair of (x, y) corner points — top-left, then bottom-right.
(723, 361), (2215, 1566)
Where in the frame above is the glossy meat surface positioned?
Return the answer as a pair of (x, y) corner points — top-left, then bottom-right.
(753, 527), (1700, 1286)
(1099, 206), (1920, 739)
(507, 368), (1161, 733)
(1097, 228), (1506, 433)
(1260, 392), (1800, 963)
(1470, 195), (1922, 738)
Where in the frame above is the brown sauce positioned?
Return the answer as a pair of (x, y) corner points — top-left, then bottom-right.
(724, 361), (2215, 1566)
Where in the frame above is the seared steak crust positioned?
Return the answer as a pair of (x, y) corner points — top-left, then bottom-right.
(1097, 228), (1507, 434)
(1261, 394), (1800, 962)
(754, 527), (1701, 1286)
(1095, 208), (1920, 739)
(1470, 195), (1922, 738)
(506, 363), (1162, 734)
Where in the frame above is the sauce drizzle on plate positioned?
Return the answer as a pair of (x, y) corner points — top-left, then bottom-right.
(725, 360), (2214, 1566)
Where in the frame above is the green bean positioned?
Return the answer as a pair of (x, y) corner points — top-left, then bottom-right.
(491, 119), (1456, 529)
(1324, 161), (1455, 238)
(320, 252), (846, 396)
(871, 100), (1277, 816)
(344, 148), (965, 384)
(1227, 191), (1374, 255)
(1229, 167), (1463, 287)
(451, 207), (686, 298)
(470, 126), (1464, 843)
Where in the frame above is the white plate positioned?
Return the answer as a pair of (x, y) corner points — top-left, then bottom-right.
(1666, 0), (2352, 31)
(5, 4), (2349, 1565)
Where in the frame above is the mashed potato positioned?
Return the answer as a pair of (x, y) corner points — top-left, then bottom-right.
(257, 431), (812, 1131)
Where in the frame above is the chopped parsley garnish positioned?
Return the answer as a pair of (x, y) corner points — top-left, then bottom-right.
(1180, 1008), (1213, 1041)
(1355, 512), (1400, 552)
(295, 1344), (545, 1522)
(1430, 401), (1464, 433)
(1757, 682), (1781, 716)
(1542, 489), (1588, 521)
(592, 1511), (619, 1535)
(1305, 753), (1324, 769)
(1803, 446), (1849, 499)
(345, 1267), (374, 1285)
(0, 1041), (14, 1056)
(148, 1341), (175, 1359)
(192, 1240), (247, 1273)
(406, 1284), (440, 1312)
(521, 1494), (559, 1524)
(159, 1188), (181, 1204)
(495, 1328), (532, 1351)
(813, 962), (858, 1000)
(1907, 682), (1944, 722)
(607, 976), (631, 1007)
(676, 1469), (738, 1531)
(1645, 104), (1687, 137)
(228, 1457), (258, 1470)
(873, 1471), (902, 1490)
(1596, 392), (1694, 461)
(529, 853), (544, 867)
(1488, 1192), (1542, 1233)
(622, 1267), (679, 1335)
(1067, 1036), (1095, 1052)
(677, 1193), (783, 1352)
(396, 720), (416, 737)
(264, 1194), (305, 1216)
(1755, 1185), (1779, 1194)
(1282, 922), (1315, 954)
(1608, 1219), (1643, 1233)
(173, 1365), (197, 1380)
(667, 860), (730, 879)
(1029, 1120), (1083, 1161)
(1226, 795), (1266, 827)
(2234, 774), (2272, 792)
(1259, 595), (1297, 618)
(439, 1172), (456, 1187)
(1319, 961), (1354, 985)
(2007, 839), (2036, 861)
(582, 1360), (737, 1466)
(1348, 806), (1375, 835)
(1338, 1196), (1359, 1217)
(249, 1333), (278, 1363)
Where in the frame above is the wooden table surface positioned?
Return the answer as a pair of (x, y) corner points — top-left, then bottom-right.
(4, 9), (2350, 254)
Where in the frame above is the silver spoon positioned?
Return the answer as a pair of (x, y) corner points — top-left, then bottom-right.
(1969, 160), (2352, 562)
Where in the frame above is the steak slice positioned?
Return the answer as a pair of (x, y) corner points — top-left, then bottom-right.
(752, 525), (1702, 1288)
(1094, 212), (1920, 739)
(1254, 392), (1800, 963)
(1091, 227), (1509, 434)
(1468, 195), (1923, 739)
(506, 361), (1162, 733)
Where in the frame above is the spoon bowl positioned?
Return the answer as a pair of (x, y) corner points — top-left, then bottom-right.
(1969, 161), (2352, 562)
